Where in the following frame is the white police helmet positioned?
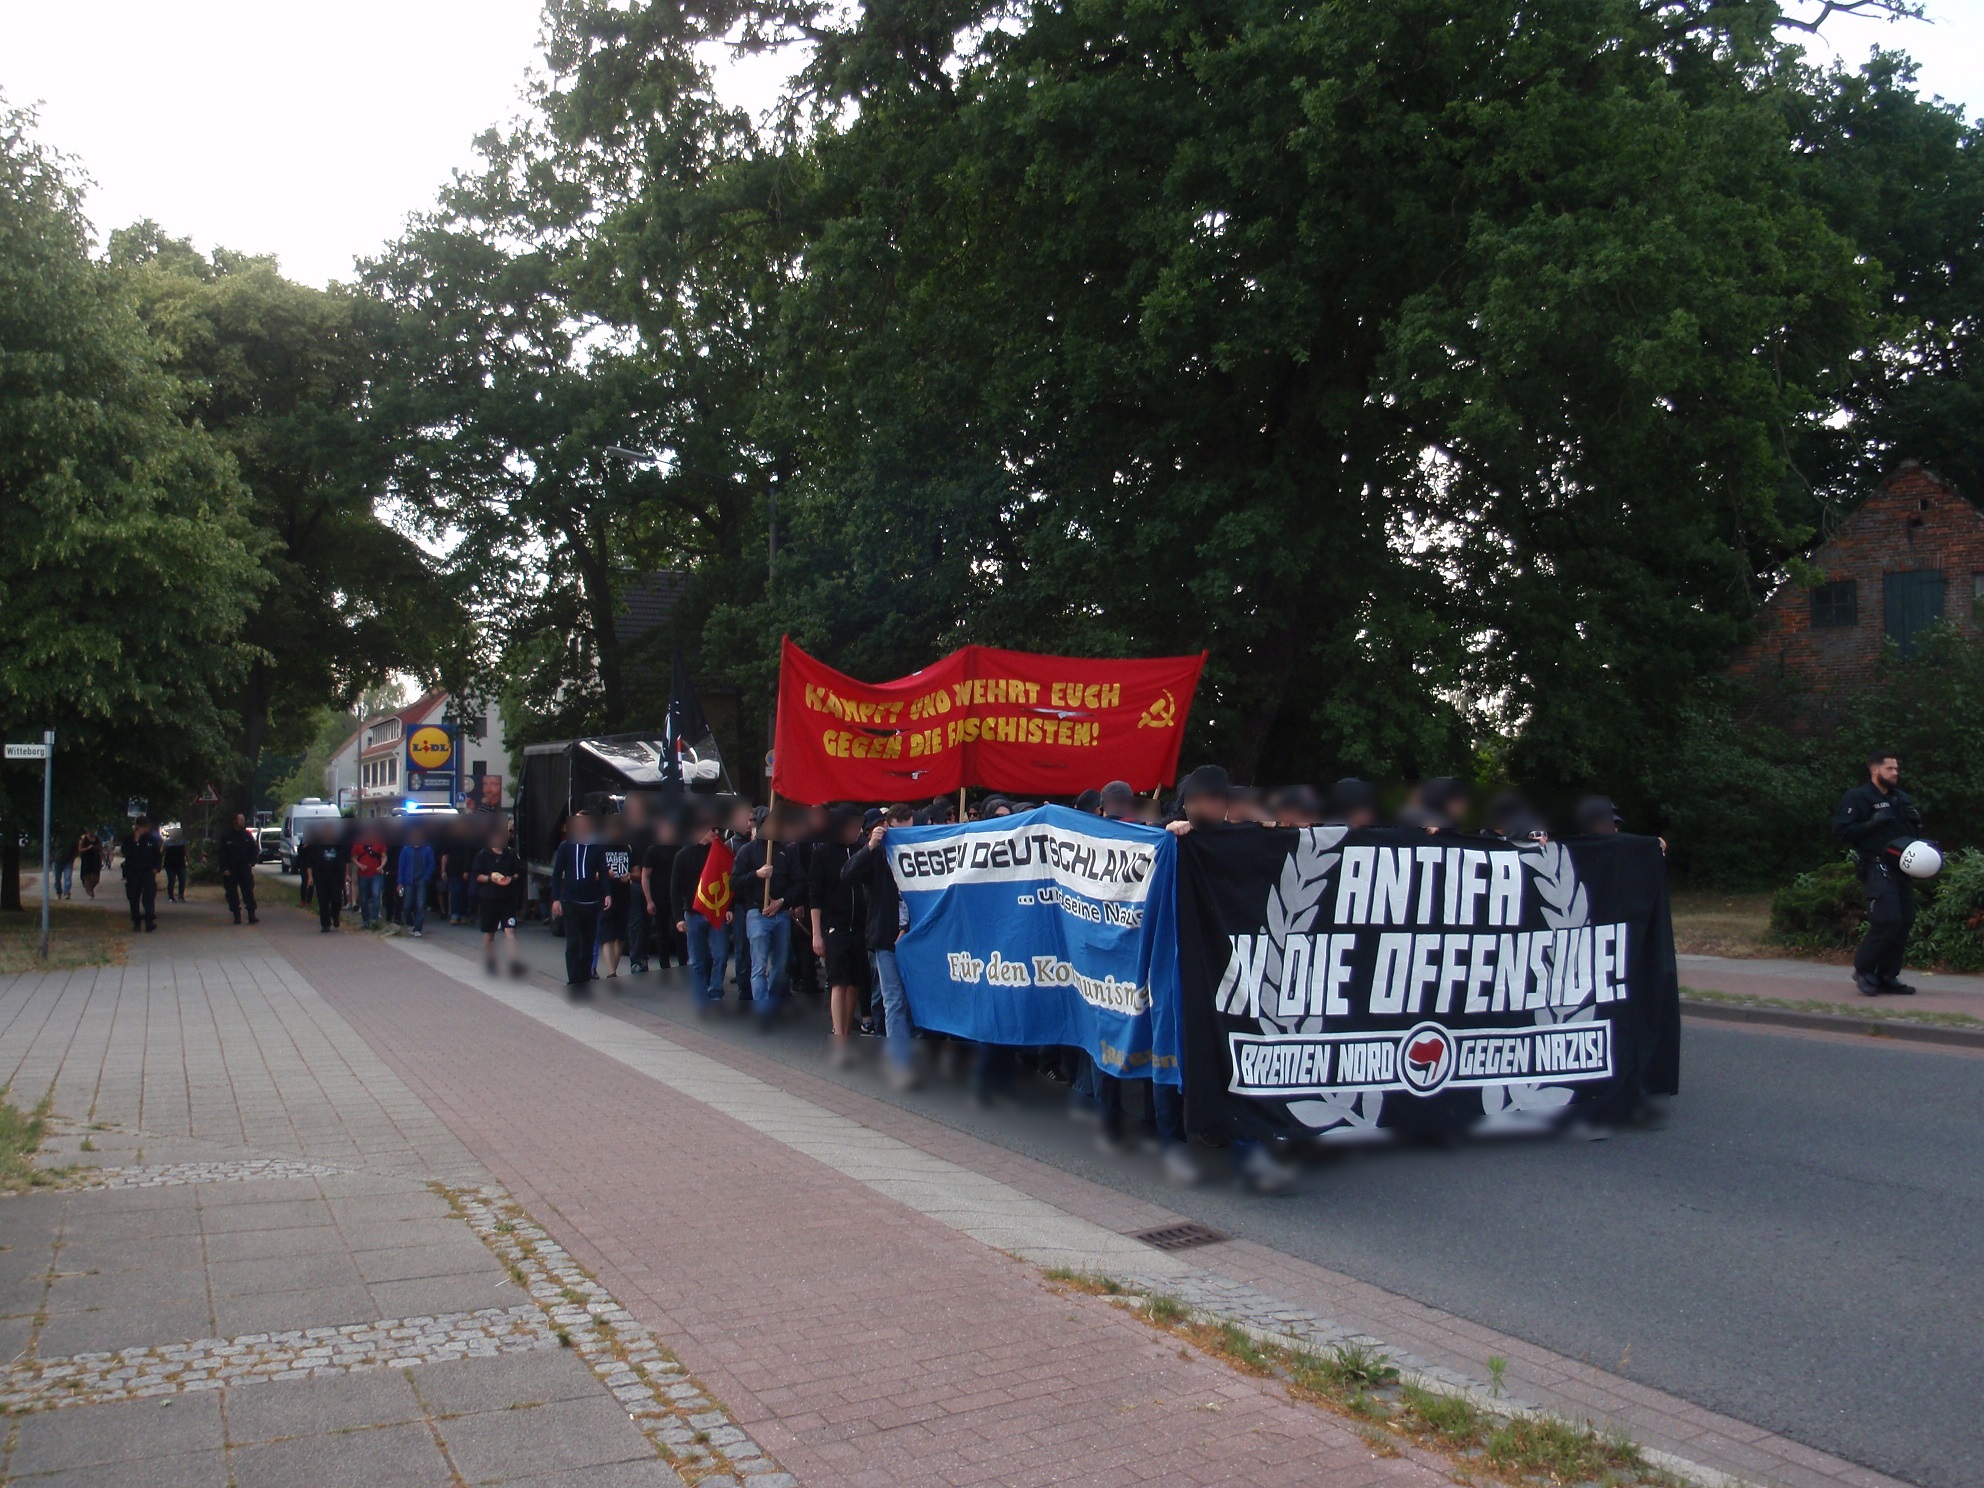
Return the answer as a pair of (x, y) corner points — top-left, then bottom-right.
(1898, 840), (1943, 880)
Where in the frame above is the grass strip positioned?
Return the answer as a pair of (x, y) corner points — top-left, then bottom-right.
(1043, 1270), (1678, 1487)
(0, 1093), (70, 1194)
(0, 905), (128, 976)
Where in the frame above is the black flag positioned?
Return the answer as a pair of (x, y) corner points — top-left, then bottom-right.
(663, 651), (732, 795)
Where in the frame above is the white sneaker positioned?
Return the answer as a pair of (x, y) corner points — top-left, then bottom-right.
(1238, 1146), (1298, 1195)
(1161, 1146), (1202, 1187)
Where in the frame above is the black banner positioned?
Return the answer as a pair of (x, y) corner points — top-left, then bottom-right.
(1172, 827), (1680, 1141)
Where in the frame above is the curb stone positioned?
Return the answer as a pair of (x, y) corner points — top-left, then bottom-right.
(1681, 995), (1984, 1050)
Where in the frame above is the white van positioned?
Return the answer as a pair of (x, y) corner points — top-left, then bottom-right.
(278, 799), (344, 872)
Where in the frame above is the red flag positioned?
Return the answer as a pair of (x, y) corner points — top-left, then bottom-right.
(772, 637), (1205, 805)
(692, 836), (735, 928)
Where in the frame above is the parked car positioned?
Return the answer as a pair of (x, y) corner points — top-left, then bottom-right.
(257, 827), (283, 863)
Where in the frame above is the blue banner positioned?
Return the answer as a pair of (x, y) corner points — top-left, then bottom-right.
(889, 806), (1182, 1082)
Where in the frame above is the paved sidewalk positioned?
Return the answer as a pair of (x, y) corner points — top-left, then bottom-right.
(1680, 953), (1984, 1018)
(0, 919), (787, 1486)
(0, 896), (1916, 1488)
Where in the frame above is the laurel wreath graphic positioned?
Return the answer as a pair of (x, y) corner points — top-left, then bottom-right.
(1240, 827), (1383, 1137)
(1478, 840), (1595, 1128)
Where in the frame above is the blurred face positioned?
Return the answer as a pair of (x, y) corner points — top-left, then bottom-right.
(1184, 792), (1227, 830)
(569, 814), (593, 843)
(1872, 756), (1900, 789)
(232, 813), (246, 830)
(730, 804), (754, 835)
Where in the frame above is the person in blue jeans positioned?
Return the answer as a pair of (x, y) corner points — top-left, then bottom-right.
(843, 802), (917, 1085)
(670, 812), (731, 1008)
(731, 809), (801, 1028)
(396, 826), (437, 937)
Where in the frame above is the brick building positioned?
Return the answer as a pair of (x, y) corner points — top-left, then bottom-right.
(1730, 462), (1984, 719)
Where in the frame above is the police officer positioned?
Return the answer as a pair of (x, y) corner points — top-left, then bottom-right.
(550, 810), (611, 989)
(1833, 750), (1924, 997)
(217, 812), (260, 924)
(120, 816), (163, 932)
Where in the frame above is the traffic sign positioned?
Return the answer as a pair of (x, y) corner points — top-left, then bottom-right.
(4, 743), (49, 761)
(195, 783), (221, 805)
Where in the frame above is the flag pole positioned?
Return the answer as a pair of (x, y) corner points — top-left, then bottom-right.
(764, 778), (776, 912)
(957, 785), (966, 823)
(765, 699), (777, 911)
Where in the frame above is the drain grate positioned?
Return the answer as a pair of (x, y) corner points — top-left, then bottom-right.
(1130, 1221), (1229, 1253)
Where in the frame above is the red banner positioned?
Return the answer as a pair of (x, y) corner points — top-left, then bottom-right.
(693, 836), (736, 926)
(772, 638), (1205, 805)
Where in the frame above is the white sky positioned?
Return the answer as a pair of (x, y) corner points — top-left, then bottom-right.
(1, 1), (1979, 289)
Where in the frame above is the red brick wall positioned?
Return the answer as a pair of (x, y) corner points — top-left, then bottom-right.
(1729, 464), (1984, 718)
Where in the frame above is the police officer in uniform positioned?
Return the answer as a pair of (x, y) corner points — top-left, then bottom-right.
(550, 810), (611, 989)
(1833, 750), (1924, 997)
(217, 812), (260, 924)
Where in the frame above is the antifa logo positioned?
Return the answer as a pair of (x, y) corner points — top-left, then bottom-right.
(1397, 1024), (1454, 1095)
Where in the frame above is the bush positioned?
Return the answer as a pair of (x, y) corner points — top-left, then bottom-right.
(1908, 848), (1984, 972)
(1769, 859), (1864, 949)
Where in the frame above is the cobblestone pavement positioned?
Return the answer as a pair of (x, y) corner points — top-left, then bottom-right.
(0, 901), (1914, 1488)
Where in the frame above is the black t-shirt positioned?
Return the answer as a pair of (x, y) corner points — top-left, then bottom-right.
(644, 840), (680, 901)
(600, 842), (633, 883)
(300, 841), (349, 886)
(809, 841), (861, 929)
(472, 846), (522, 906)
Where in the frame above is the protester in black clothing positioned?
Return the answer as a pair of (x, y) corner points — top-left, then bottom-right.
(595, 817), (635, 978)
(1268, 784), (1326, 827)
(161, 829), (188, 903)
(1322, 778), (1377, 830)
(1834, 750), (1927, 998)
(472, 823), (526, 976)
(217, 812), (261, 924)
(77, 830), (102, 899)
(641, 817), (682, 969)
(622, 796), (655, 973)
(298, 825), (350, 931)
(120, 818), (163, 931)
(810, 809), (869, 1058)
(550, 811), (612, 988)
(844, 803), (916, 1082)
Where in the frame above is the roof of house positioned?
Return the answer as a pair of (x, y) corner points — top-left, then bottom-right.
(358, 688), (450, 756)
(615, 572), (688, 647)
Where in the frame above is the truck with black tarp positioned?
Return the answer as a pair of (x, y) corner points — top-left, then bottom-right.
(513, 734), (730, 920)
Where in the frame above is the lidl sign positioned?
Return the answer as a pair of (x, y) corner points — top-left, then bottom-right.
(407, 724), (455, 774)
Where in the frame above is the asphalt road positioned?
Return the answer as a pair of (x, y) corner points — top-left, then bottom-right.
(417, 910), (1979, 1488)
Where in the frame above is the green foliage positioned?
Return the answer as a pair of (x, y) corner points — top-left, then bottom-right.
(266, 707), (358, 809)
(1907, 849), (1984, 972)
(1769, 859), (1864, 948)
(0, 100), (264, 834)
(110, 227), (462, 810)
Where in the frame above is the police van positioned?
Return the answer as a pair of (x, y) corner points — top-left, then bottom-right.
(277, 799), (344, 873)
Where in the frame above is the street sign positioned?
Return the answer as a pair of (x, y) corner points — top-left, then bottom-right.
(126, 797), (146, 818)
(4, 743), (49, 761)
(195, 783), (221, 805)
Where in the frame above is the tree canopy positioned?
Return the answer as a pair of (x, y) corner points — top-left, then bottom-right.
(0, 102), (263, 843)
